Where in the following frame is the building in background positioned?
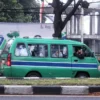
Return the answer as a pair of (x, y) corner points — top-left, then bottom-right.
(0, 23), (54, 39)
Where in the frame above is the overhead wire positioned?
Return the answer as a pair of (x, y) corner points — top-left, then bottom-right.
(0, 0), (100, 18)
(1, 0), (100, 11)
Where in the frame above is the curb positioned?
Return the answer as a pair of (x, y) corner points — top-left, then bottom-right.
(0, 85), (99, 95)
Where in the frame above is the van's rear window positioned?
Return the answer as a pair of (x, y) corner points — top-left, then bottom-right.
(0, 37), (4, 45)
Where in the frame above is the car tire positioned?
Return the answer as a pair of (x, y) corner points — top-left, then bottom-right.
(26, 72), (41, 78)
(76, 73), (89, 78)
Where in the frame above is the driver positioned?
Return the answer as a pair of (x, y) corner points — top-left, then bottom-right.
(75, 49), (84, 59)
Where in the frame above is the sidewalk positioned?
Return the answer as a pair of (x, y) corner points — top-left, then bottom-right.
(0, 85), (100, 95)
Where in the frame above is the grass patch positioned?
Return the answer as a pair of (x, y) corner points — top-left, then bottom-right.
(0, 78), (100, 85)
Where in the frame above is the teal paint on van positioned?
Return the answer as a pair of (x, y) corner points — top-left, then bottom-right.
(3, 38), (100, 78)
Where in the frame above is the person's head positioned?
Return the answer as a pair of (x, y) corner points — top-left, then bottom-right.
(63, 47), (67, 54)
(19, 45), (23, 49)
(55, 50), (59, 56)
(77, 49), (83, 54)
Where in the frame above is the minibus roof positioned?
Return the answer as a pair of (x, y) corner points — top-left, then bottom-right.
(13, 38), (84, 45)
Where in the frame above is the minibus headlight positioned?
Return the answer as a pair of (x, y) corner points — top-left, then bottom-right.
(98, 66), (100, 71)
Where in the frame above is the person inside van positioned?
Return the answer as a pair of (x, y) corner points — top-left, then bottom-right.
(20, 45), (28, 56)
(15, 44), (28, 56)
(29, 45), (36, 56)
(39, 51), (44, 57)
(39, 46), (45, 57)
(74, 48), (84, 59)
(62, 47), (67, 58)
(52, 50), (63, 58)
(15, 45), (20, 56)
(52, 50), (59, 57)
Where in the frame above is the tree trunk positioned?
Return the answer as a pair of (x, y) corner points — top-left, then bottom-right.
(52, 0), (82, 39)
(52, 0), (63, 38)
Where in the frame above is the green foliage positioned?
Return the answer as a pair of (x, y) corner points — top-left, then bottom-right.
(24, 14), (32, 22)
(19, 0), (39, 8)
(0, 0), (41, 22)
(12, 31), (19, 37)
(19, 0), (40, 22)
(0, 78), (100, 85)
(7, 31), (20, 38)
(7, 33), (13, 38)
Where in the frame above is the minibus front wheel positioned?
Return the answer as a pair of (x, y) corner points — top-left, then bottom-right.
(26, 71), (41, 78)
(75, 72), (89, 78)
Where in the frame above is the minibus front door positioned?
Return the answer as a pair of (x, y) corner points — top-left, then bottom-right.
(71, 45), (99, 78)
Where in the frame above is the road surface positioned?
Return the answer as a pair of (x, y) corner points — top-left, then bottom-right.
(0, 95), (100, 100)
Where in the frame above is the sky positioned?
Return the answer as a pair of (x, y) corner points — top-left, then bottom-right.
(38, 0), (100, 34)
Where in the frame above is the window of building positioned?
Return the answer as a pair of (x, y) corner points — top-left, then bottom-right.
(28, 44), (48, 58)
(51, 44), (68, 58)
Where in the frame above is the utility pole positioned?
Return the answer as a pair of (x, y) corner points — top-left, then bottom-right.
(80, 0), (89, 43)
(80, 0), (84, 43)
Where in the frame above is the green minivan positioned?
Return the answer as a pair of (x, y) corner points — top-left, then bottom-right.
(0, 36), (7, 75)
(2, 38), (100, 78)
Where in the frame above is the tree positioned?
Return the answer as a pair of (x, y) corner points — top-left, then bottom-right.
(12, 31), (20, 38)
(0, 1), (7, 21)
(18, 0), (41, 22)
(0, 0), (45, 22)
(7, 31), (20, 38)
(51, 0), (89, 38)
(0, 0), (32, 22)
(7, 33), (13, 38)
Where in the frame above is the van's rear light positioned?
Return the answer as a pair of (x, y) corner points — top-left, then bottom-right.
(6, 53), (11, 66)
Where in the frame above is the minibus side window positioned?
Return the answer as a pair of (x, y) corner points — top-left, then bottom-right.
(15, 43), (28, 57)
(51, 44), (68, 58)
(82, 46), (94, 57)
(73, 46), (93, 58)
(28, 44), (48, 58)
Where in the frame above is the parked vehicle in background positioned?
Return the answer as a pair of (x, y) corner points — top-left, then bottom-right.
(0, 36), (7, 75)
(2, 38), (100, 78)
(0, 36), (6, 55)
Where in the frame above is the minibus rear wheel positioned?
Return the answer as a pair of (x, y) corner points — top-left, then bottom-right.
(26, 72), (41, 78)
(75, 72), (89, 78)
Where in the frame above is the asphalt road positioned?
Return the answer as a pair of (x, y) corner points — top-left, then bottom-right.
(0, 95), (100, 100)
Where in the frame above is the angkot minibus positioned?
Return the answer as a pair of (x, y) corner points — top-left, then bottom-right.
(2, 38), (100, 78)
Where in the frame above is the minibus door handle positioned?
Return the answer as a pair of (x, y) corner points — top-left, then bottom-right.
(74, 59), (78, 62)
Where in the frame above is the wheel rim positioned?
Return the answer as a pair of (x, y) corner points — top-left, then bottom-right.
(27, 72), (41, 78)
(77, 73), (88, 78)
